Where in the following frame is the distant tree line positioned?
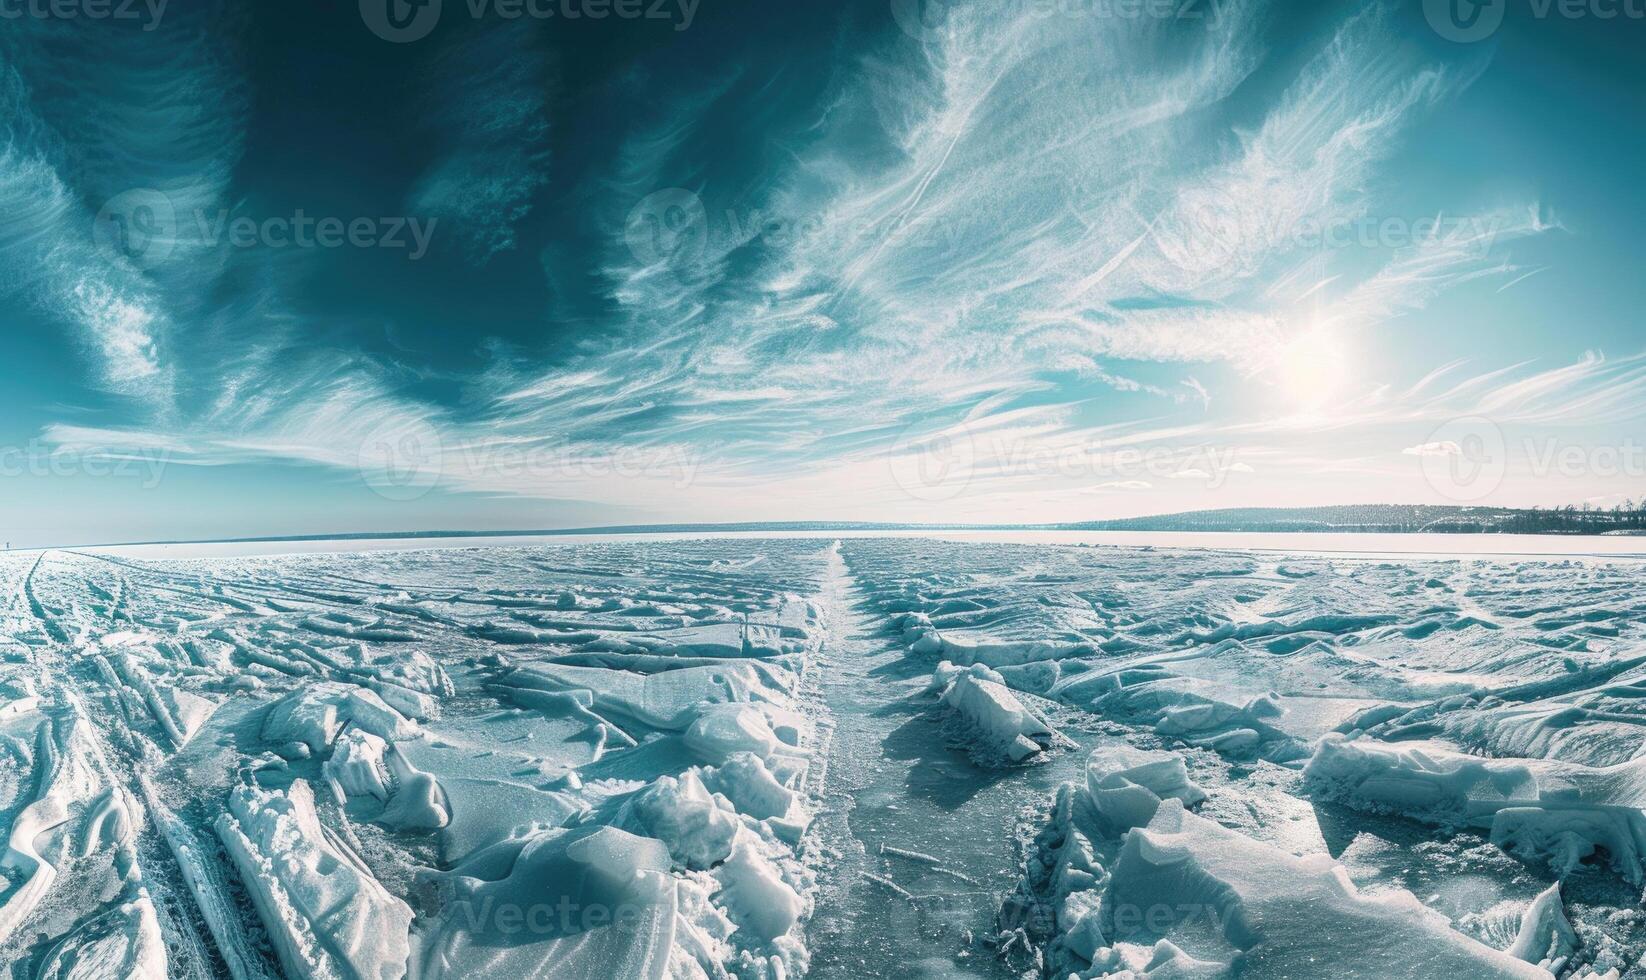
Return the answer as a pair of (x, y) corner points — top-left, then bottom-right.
(1491, 502), (1646, 535)
(1076, 503), (1646, 535)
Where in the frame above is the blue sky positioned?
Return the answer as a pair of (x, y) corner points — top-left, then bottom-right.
(3, 0), (1645, 547)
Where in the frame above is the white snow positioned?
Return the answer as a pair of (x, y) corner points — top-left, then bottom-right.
(5, 537), (1646, 978)
(1088, 800), (1552, 978)
(931, 662), (1063, 765)
(1306, 734), (1646, 885)
(1084, 745), (1208, 832)
(216, 780), (415, 980)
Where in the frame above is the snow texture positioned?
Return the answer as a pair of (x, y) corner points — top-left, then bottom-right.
(2, 539), (1645, 978)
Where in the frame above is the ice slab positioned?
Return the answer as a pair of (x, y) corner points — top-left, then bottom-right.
(1089, 801), (1551, 979)
(216, 779), (414, 980)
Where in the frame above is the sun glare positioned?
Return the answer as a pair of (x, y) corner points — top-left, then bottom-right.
(1275, 326), (1350, 412)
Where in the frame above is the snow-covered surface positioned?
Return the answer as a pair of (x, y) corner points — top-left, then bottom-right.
(73, 528), (1646, 562)
(3, 537), (1646, 978)
(929, 661), (1064, 766)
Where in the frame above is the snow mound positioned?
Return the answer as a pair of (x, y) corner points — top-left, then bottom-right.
(1084, 745), (1208, 832)
(434, 776), (588, 864)
(0, 705), (136, 949)
(262, 682), (420, 757)
(358, 650), (455, 721)
(933, 663), (1062, 765)
(323, 728), (391, 801)
(503, 660), (794, 732)
(323, 729), (451, 832)
(216, 779), (414, 980)
(1084, 800), (1551, 978)
(1507, 883), (1579, 972)
(897, 613), (1094, 667)
(1086, 679), (1303, 763)
(1305, 734), (1646, 884)
(616, 769), (739, 871)
(684, 703), (784, 764)
(365, 650), (455, 698)
(418, 825), (677, 980)
(611, 751), (815, 968)
(713, 832), (805, 944)
(35, 888), (168, 980)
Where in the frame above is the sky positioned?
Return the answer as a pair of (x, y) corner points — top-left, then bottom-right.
(3, 0), (1645, 548)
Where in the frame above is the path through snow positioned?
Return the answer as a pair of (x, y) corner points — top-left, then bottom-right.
(807, 545), (1101, 979)
(3, 538), (1645, 978)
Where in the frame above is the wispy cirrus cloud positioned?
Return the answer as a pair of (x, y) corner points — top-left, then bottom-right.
(0, 6), (247, 408)
(406, 22), (551, 265)
(17, 0), (1629, 526)
(0, 65), (169, 399)
(457, 0), (1548, 511)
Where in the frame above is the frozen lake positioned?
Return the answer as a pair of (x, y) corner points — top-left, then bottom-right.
(74, 528), (1646, 562)
(0, 536), (1640, 978)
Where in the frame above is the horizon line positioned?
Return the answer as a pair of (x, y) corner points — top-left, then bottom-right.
(18, 501), (1598, 551)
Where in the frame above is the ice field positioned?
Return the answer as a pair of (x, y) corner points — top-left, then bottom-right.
(3, 537), (1646, 978)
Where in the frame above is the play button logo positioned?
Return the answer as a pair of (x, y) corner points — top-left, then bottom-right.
(1424, 0), (1507, 42)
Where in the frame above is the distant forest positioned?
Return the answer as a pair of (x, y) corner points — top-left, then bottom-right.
(1070, 504), (1646, 535)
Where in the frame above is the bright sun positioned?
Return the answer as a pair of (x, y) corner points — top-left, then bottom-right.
(1275, 326), (1350, 412)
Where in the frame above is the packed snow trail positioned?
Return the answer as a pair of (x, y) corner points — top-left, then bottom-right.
(6, 551), (251, 980)
(807, 545), (1100, 979)
(0, 542), (836, 980)
(6, 539), (1646, 978)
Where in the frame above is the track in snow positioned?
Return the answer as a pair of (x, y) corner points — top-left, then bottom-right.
(1, 539), (1644, 979)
